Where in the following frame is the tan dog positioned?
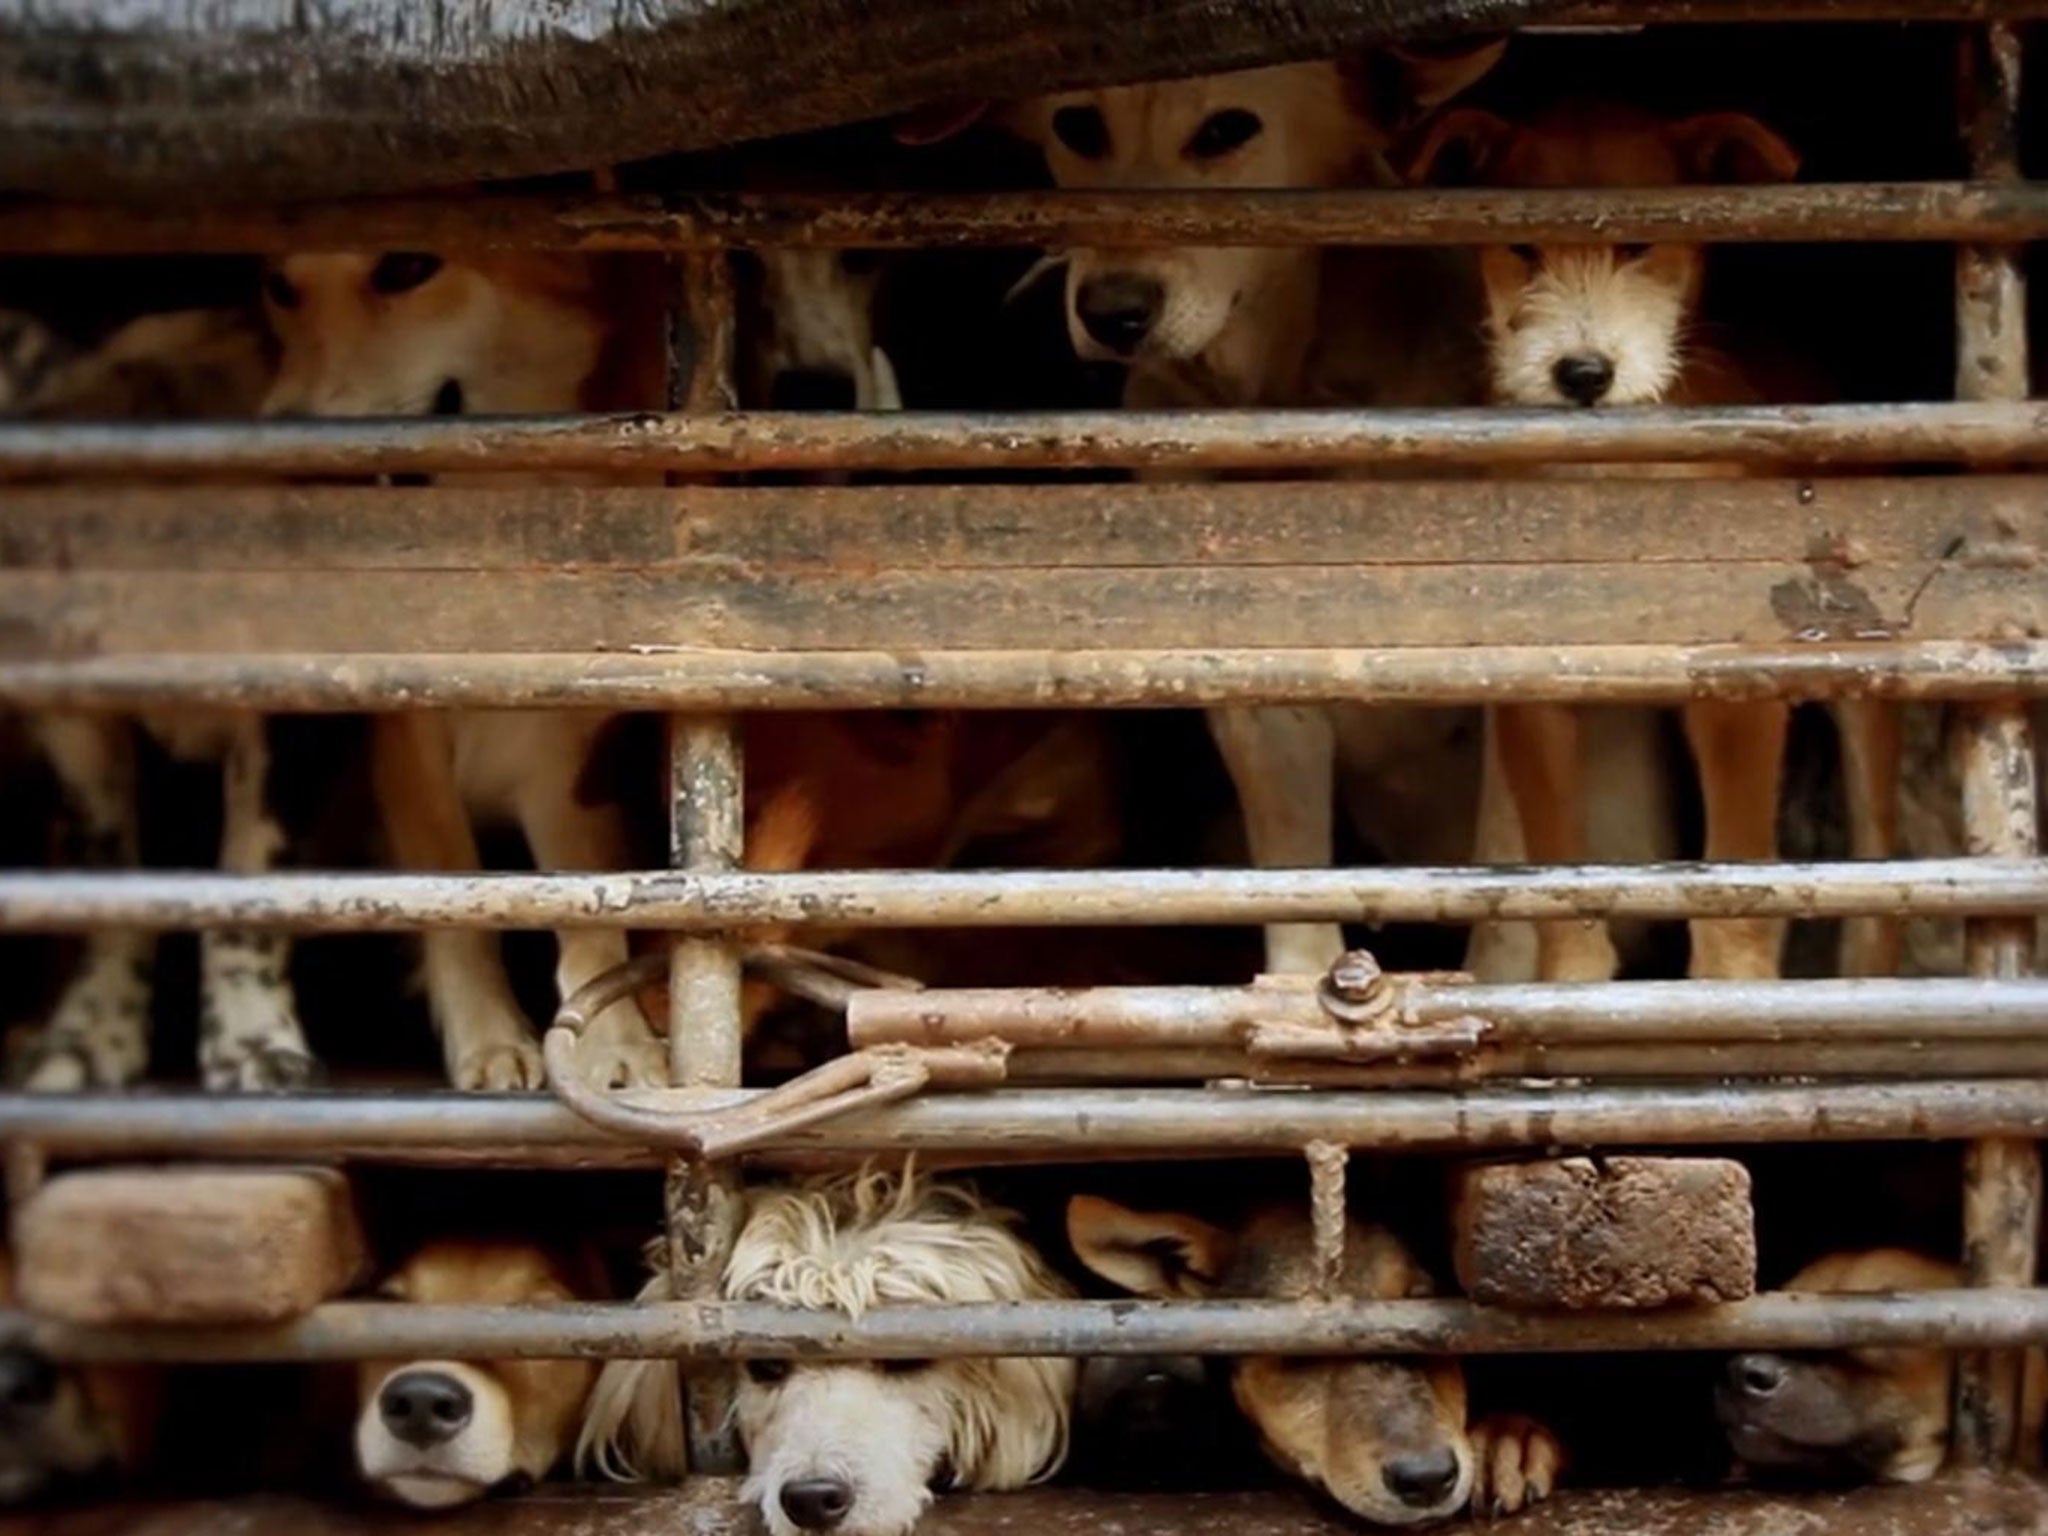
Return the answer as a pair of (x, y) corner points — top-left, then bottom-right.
(911, 52), (1500, 978)
(354, 1240), (599, 1508)
(1068, 1196), (1560, 1523)
(1408, 102), (1901, 982)
(1716, 1247), (1956, 1484)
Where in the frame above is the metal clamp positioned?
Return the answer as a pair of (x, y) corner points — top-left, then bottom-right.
(1250, 948), (1487, 1064)
(544, 947), (1005, 1159)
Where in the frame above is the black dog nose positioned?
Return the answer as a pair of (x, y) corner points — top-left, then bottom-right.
(770, 367), (860, 412)
(1383, 1447), (1461, 1507)
(780, 1477), (854, 1529)
(1552, 353), (1615, 406)
(1729, 1353), (1788, 1398)
(0, 1349), (56, 1412)
(1076, 274), (1165, 355)
(379, 1370), (473, 1448)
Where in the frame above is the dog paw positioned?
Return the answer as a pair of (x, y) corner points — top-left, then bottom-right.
(573, 1009), (668, 1090)
(1467, 1414), (1563, 1518)
(19, 1037), (96, 1093)
(451, 1038), (547, 1093)
(204, 1040), (323, 1093)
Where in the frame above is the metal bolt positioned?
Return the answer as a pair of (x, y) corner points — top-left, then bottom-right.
(1327, 949), (1384, 1002)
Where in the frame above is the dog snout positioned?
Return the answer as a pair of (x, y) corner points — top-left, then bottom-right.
(378, 1369), (474, 1448)
(1382, 1447), (1461, 1508)
(1552, 353), (1615, 406)
(0, 1349), (55, 1413)
(770, 367), (860, 412)
(1728, 1353), (1789, 1399)
(1075, 274), (1166, 356)
(779, 1476), (855, 1530)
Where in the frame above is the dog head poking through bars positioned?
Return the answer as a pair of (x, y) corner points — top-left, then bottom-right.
(579, 1166), (1076, 1536)
(354, 1241), (600, 1509)
(1068, 1197), (1561, 1524)
(1716, 1248), (1956, 1485)
(1403, 102), (1799, 408)
(0, 1255), (149, 1503)
(737, 249), (902, 411)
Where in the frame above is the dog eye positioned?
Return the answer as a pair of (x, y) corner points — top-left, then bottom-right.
(744, 1358), (792, 1385)
(878, 1357), (935, 1375)
(838, 250), (882, 276)
(1508, 244), (1540, 265)
(369, 253), (445, 296)
(1185, 108), (1263, 160)
(262, 271), (299, 310)
(1051, 106), (1110, 160)
(1614, 243), (1651, 262)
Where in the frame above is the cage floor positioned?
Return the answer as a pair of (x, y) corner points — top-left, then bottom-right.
(1, 1475), (2043, 1536)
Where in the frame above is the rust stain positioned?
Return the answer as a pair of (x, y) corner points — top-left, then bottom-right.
(1770, 567), (1897, 642)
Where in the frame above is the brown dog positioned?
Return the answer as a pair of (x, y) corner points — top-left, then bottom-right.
(354, 1240), (600, 1508)
(1407, 101), (1901, 983)
(1717, 1247), (1956, 1484)
(1068, 1196), (1560, 1523)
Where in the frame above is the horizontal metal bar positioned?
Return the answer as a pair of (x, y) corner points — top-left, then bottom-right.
(4, 1080), (2048, 1164)
(3, 183), (2046, 258)
(6, 1289), (2047, 1364)
(7, 403), (2048, 479)
(850, 976), (2048, 1047)
(0, 858), (2037, 932)
(0, 644), (2043, 711)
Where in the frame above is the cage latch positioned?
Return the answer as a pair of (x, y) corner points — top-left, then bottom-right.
(1249, 949), (1487, 1064)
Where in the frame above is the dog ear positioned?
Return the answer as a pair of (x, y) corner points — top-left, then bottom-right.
(1399, 107), (1517, 188)
(1668, 112), (1800, 184)
(894, 98), (998, 146)
(1388, 36), (1509, 114)
(1067, 1195), (1233, 1299)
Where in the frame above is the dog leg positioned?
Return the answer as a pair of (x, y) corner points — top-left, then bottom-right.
(1206, 705), (1346, 975)
(373, 714), (545, 1092)
(20, 714), (155, 1090)
(1492, 703), (1617, 981)
(199, 715), (318, 1091)
(1684, 699), (1790, 979)
(1833, 698), (1903, 977)
(1466, 1413), (1564, 1517)
(508, 716), (665, 1090)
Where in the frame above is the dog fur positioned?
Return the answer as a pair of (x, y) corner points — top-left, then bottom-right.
(1068, 1194), (1561, 1523)
(580, 1167), (1076, 1536)
(354, 1239), (599, 1508)
(1408, 100), (1901, 982)
(1716, 1247), (1957, 1485)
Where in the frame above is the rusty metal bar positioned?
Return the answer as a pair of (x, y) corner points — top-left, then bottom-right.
(0, 644), (2043, 713)
(6, 1081), (2048, 1163)
(0, 857), (2039, 932)
(7, 1288), (2048, 1365)
(8, 403), (2048, 480)
(1951, 17), (2041, 1472)
(1553, 0), (2048, 17)
(5, 182), (2048, 258)
(850, 976), (2048, 1049)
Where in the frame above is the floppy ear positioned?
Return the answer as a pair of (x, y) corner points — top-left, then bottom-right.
(1388, 36), (1509, 114)
(894, 98), (998, 146)
(1067, 1195), (1233, 1299)
(1668, 112), (1800, 184)
(1400, 107), (1518, 188)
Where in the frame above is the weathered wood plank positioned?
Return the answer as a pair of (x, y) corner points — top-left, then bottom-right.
(0, 477), (2037, 574)
(0, 561), (2032, 655)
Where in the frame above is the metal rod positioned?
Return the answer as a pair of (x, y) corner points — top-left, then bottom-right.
(0, 858), (2038, 932)
(5, 1081), (2048, 1162)
(5, 182), (2048, 257)
(0, 644), (2043, 713)
(850, 977), (2048, 1050)
(7, 1288), (2048, 1365)
(8, 403), (2048, 480)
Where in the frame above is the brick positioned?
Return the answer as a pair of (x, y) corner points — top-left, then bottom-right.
(16, 1165), (367, 1324)
(1453, 1156), (1755, 1310)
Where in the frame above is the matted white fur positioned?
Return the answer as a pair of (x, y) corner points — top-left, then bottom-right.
(1485, 248), (1692, 407)
(578, 1166), (1075, 1536)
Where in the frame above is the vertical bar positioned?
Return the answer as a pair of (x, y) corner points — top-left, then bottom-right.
(662, 249), (745, 1474)
(1952, 702), (2040, 1466)
(1952, 23), (2037, 1471)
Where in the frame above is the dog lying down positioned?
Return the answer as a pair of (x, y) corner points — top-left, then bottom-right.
(354, 1240), (601, 1509)
(1068, 1196), (1561, 1524)
(581, 1167), (1076, 1536)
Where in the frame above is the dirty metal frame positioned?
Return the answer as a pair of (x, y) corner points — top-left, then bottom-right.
(0, 12), (2040, 1500)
